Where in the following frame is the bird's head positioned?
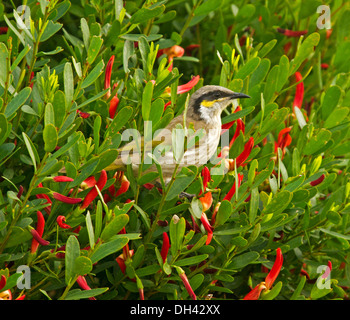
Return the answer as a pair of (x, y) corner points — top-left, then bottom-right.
(188, 85), (250, 124)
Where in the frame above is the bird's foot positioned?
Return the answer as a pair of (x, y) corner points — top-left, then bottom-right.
(179, 192), (196, 200)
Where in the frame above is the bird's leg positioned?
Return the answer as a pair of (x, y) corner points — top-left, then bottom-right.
(179, 191), (196, 200)
(154, 182), (195, 200)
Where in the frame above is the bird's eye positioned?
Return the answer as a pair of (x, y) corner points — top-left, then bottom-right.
(214, 92), (221, 99)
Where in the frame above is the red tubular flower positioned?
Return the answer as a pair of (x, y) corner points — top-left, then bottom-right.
(80, 170), (107, 209)
(277, 28), (308, 37)
(322, 260), (332, 279)
(163, 45), (185, 60)
(104, 55), (115, 95)
(274, 127), (292, 156)
(0, 27), (8, 35)
(53, 176), (74, 182)
(53, 192), (82, 204)
(30, 229), (50, 247)
(199, 166), (211, 195)
(200, 212), (214, 245)
(310, 174), (325, 187)
(160, 232), (170, 263)
(177, 75), (200, 94)
(115, 173), (130, 197)
(176, 267), (196, 300)
(293, 72), (304, 109)
(265, 248), (283, 290)
(116, 250), (134, 274)
(76, 276), (96, 300)
(229, 119), (245, 149)
(223, 173), (243, 202)
(17, 185), (24, 199)
(235, 137), (254, 167)
(164, 101), (171, 111)
(0, 275), (6, 291)
(185, 44), (200, 56)
(321, 63), (329, 69)
(199, 192), (213, 212)
(76, 110), (90, 118)
(36, 183), (52, 214)
(81, 176), (97, 189)
(31, 211), (46, 253)
(244, 248), (283, 300)
(243, 283), (267, 300)
(57, 215), (72, 229)
(109, 94), (120, 119)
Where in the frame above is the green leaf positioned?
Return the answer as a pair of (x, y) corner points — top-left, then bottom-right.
(41, 20), (62, 42)
(319, 228), (350, 241)
(214, 200), (232, 226)
(0, 113), (11, 146)
(289, 33), (320, 75)
(260, 108), (289, 137)
(100, 214), (129, 242)
(321, 85), (342, 121)
(290, 276), (307, 300)
(310, 283), (332, 300)
(22, 132), (39, 171)
(4, 226), (32, 248)
(81, 60), (105, 89)
(142, 81), (154, 121)
(74, 89), (109, 111)
(194, 0), (223, 16)
(263, 65), (279, 103)
(85, 211), (95, 250)
(173, 254), (208, 267)
(170, 216), (186, 256)
(324, 107), (349, 129)
(5, 87), (31, 119)
(51, 132), (81, 160)
(261, 281), (283, 300)
(137, 172), (159, 185)
(228, 251), (260, 269)
(257, 39), (277, 58)
(70, 158), (99, 187)
(0, 42), (9, 88)
(263, 190), (293, 214)
(249, 188), (259, 223)
(303, 129), (332, 155)
(64, 62), (74, 108)
(234, 56), (260, 80)
(166, 168), (197, 201)
(80, 18), (90, 50)
(51, 91), (66, 129)
(105, 106), (133, 137)
(65, 288), (108, 300)
(221, 107), (255, 125)
(73, 256), (92, 276)
(86, 36), (103, 65)
(130, 5), (165, 24)
(90, 237), (129, 263)
(65, 235), (80, 285)
(43, 124), (58, 153)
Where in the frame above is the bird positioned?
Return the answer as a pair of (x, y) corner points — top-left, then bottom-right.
(105, 85), (250, 184)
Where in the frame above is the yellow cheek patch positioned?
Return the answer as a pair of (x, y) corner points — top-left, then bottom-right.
(201, 100), (216, 107)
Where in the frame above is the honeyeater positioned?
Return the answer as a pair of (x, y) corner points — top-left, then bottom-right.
(105, 85), (250, 183)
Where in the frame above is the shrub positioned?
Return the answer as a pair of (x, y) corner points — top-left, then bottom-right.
(0, 0), (349, 301)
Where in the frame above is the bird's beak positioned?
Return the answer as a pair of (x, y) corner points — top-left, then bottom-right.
(230, 92), (251, 100)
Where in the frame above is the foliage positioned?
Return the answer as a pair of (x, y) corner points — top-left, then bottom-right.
(0, 0), (349, 300)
